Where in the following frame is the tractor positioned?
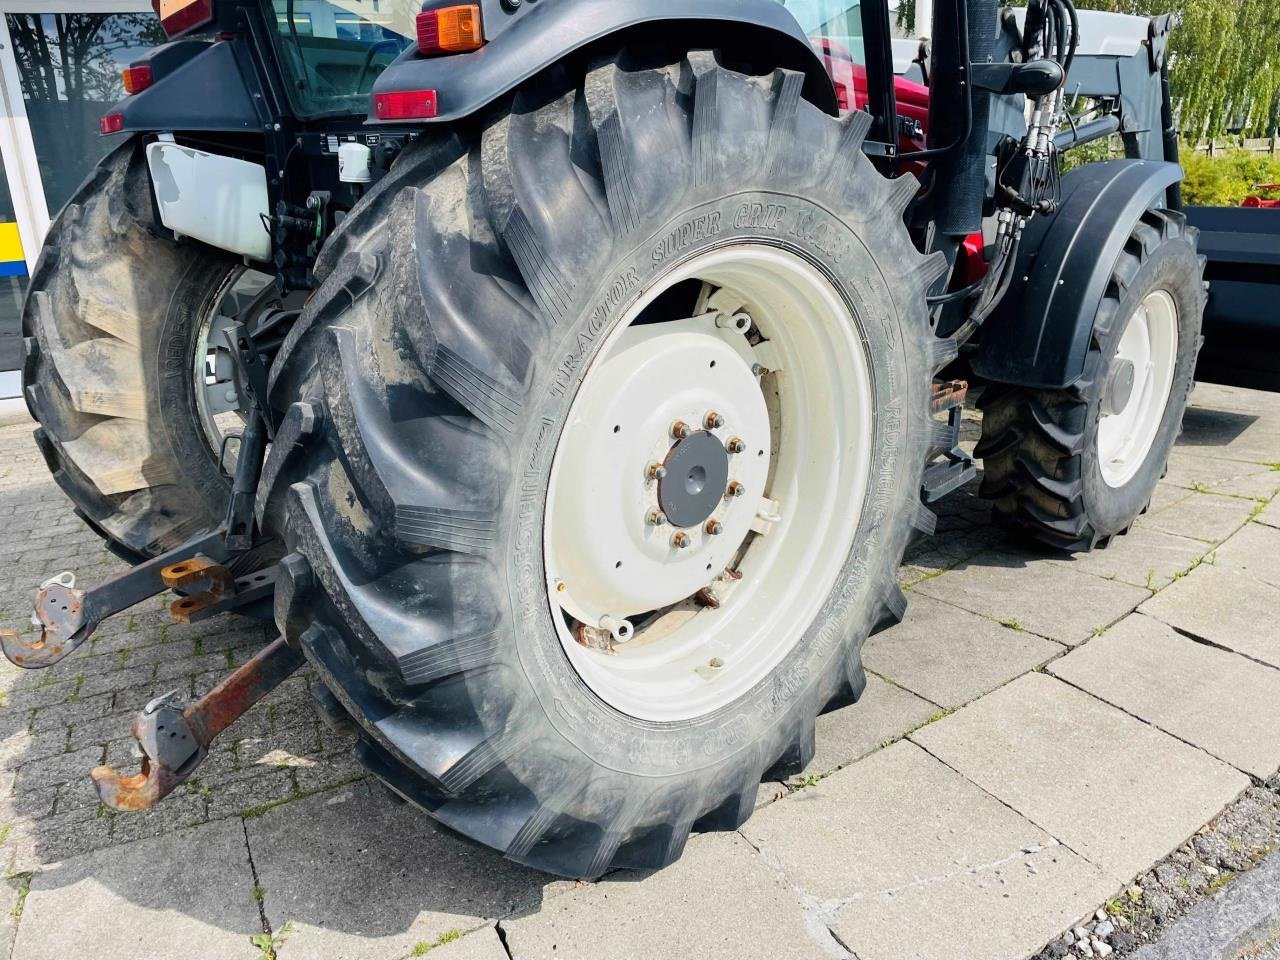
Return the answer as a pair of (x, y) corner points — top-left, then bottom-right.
(1, 0), (1206, 878)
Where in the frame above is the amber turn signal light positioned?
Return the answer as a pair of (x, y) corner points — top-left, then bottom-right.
(121, 64), (152, 94)
(416, 4), (483, 56)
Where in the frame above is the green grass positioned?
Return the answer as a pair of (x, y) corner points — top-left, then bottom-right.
(409, 930), (463, 957)
(240, 774), (365, 820)
(998, 618), (1024, 632)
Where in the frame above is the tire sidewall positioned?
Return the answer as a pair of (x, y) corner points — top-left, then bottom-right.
(503, 189), (928, 778)
(1081, 238), (1200, 530)
(154, 256), (237, 517)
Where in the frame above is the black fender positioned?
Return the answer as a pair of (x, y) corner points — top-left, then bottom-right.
(370, 0), (838, 124)
(111, 39), (263, 134)
(972, 159), (1183, 389)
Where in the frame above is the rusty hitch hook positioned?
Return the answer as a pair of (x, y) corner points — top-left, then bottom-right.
(91, 635), (304, 811)
(0, 528), (233, 670)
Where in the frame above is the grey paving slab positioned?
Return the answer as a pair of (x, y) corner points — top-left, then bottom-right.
(1179, 388), (1280, 462)
(501, 832), (829, 960)
(834, 844), (1113, 960)
(794, 672), (937, 783)
(1147, 481), (1194, 515)
(914, 551), (1150, 646)
(1138, 491), (1259, 543)
(1162, 451), (1268, 492)
(911, 672), (1250, 882)
(864, 594), (1063, 708)
(1049, 614), (1280, 779)
(1211, 520), (1280, 589)
(10, 819), (261, 960)
(1131, 847), (1280, 960)
(742, 741), (1114, 960)
(246, 782), (555, 960)
(1213, 471), (1280, 501)
(1258, 498), (1280, 530)
(429, 926), (511, 959)
(1139, 563), (1280, 669)
(1046, 525), (1210, 591)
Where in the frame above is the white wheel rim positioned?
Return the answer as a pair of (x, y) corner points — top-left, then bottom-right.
(1097, 289), (1179, 488)
(544, 245), (874, 722)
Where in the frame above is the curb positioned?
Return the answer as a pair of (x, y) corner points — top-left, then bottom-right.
(1131, 849), (1280, 960)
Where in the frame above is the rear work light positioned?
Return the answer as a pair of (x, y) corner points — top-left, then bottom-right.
(374, 90), (439, 120)
(121, 64), (152, 94)
(99, 112), (125, 135)
(416, 4), (483, 55)
(153, 0), (214, 38)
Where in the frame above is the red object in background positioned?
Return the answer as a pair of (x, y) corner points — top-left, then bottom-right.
(814, 39), (989, 284)
(815, 38), (929, 158)
(1243, 185), (1280, 209)
(959, 231), (989, 283)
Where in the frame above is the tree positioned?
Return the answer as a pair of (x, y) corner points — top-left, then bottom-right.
(896, 0), (1279, 140)
(1076, 0), (1280, 140)
(7, 14), (166, 211)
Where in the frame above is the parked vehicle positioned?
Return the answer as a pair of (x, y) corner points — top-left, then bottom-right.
(1, 0), (1210, 878)
(1188, 188), (1280, 392)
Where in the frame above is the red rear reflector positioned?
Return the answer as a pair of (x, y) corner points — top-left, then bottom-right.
(416, 4), (483, 55)
(121, 65), (152, 94)
(99, 112), (125, 135)
(374, 90), (439, 120)
(153, 0), (214, 38)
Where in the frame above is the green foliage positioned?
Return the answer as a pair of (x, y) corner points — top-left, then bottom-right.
(1060, 135), (1116, 172)
(1074, 0), (1280, 139)
(250, 922), (295, 960)
(1180, 149), (1280, 206)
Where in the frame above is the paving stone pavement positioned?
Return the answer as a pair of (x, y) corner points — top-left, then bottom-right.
(0, 382), (1276, 960)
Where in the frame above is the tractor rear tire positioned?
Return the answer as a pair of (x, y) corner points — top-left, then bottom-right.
(264, 49), (952, 878)
(23, 140), (238, 559)
(976, 208), (1205, 550)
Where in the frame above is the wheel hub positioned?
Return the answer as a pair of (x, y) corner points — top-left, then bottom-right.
(546, 316), (771, 631)
(659, 431), (730, 528)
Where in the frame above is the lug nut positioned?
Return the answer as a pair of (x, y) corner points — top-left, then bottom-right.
(726, 436), (745, 454)
(725, 481), (746, 499)
(704, 411), (725, 430)
(646, 508), (667, 526)
(671, 420), (691, 440)
(646, 462), (667, 480)
(671, 531), (691, 549)
(705, 520), (724, 536)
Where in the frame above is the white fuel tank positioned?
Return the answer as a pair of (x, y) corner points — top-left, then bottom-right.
(146, 141), (271, 261)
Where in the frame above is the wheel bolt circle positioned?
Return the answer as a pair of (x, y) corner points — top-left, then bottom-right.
(726, 436), (745, 454)
(646, 509), (667, 527)
(705, 519), (723, 536)
(671, 531), (691, 549)
(704, 411), (725, 430)
(726, 481), (745, 499)
(646, 462), (667, 480)
(671, 420), (691, 440)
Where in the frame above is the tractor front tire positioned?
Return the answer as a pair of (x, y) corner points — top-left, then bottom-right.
(265, 49), (953, 878)
(976, 208), (1205, 550)
(23, 141), (238, 559)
